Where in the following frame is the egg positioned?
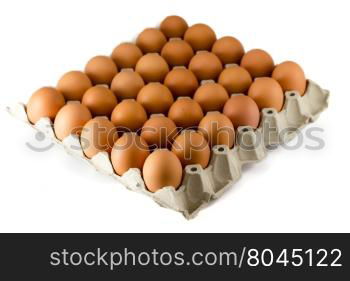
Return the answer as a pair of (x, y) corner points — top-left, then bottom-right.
(189, 51), (223, 80)
(111, 132), (150, 176)
(198, 112), (235, 148)
(272, 61), (307, 96)
(184, 23), (216, 51)
(172, 130), (210, 168)
(136, 83), (174, 114)
(193, 82), (229, 112)
(143, 149), (183, 192)
(81, 86), (117, 116)
(160, 15), (188, 38)
(26, 87), (65, 124)
(161, 39), (194, 67)
(168, 98), (204, 128)
(111, 99), (147, 132)
(223, 95), (260, 129)
(163, 67), (198, 97)
(84, 55), (118, 85)
(135, 53), (169, 83)
(54, 103), (92, 141)
(141, 115), (178, 149)
(240, 49), (274, 78)
(136, 28), (167, 53)
(80, 117), (118, 159)
(211, 36), (245, 65)
(248, 77), (284, 111)
(111, 43), (143, 69)
(110, 70), (145, 100)
(57, 71), (92, 101)
(218, 65), (252, 94)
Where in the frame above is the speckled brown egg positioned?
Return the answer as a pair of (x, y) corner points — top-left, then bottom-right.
(135, 53), (169, 83)
(136, 83), (174, 114)
(184, 23), (216, 51)
(188, 51), (223, 81)
(54, 103), (92, 141)
(26, 87), (65, 124)
(111, 43), (143, 69)
(84, 55), (118, 85)
(212, 36), (245, 65)
(193, 82), (229, 112)
(163, 67), (198, 97)
(110, 70), (145, 100)
(168, 98), (203, 128)
(82, 86), (117, 116)
(160, 15), (188, 38)
(136, 28), (167, 53)
(57, 71), (92, 101)
(240, 49), (274, 78)
(161, 39), (194, 67)
(218, 65), (252, 94)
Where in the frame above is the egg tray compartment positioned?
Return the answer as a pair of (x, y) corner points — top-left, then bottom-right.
(7, 80), (329, 219)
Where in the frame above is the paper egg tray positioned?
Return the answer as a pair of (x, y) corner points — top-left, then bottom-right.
(7, 80), (328, 219)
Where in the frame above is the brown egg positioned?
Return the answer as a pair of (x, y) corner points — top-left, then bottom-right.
(223, 95), (260, 129)
(111, 99), (147, 132)
(84, 56), (118, 85)
(54, 103), (92, 141)
(161, 39), (194, 67)
(193, 82), (229, 112)
(111, 133), (150, 176)
(141, 115), (178, 149)
(110, 70), (144, 100)
(198, 112), (235, 148)
(136, 83), (174, 114)
(82, 86), (117, 116)
(81, 117), (118, 159)
(248, 77), (284, 111)
(240, 49), (274, 78)
(135, 53), (169, 83)
(26, 87), (65, 124)
(136, 28), (167, 53)
(111, 43), (143, 69)
(188, 51), (223, 81)
(172, 130), (210, 168)
(218, 65), (252, 94)
(212, 36), (245, 65)
(168, 98), (204, 128)
(272, 61), (307, 96)
(164, 67), (198, 97)
(184, 23), (216, 51)
(143, 149), (183, 192)
(160, 15), (188, 38)
(57, 71), (92, 101)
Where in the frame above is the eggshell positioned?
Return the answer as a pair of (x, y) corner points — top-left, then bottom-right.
(110, 71), (144, 100)
(143, 149), (183, 192)
(135, 53), (169, 83)
(168, 98), (204, 128)
(189, 51), (223, 81)
(81, 117), (118, 159)
(184, 23), (216, 51)
(198, 112), (235, 148)
(136, 83), (174, 114)
(111, 99), (147, 132)
(136, 28), (167, 53)
(26, 87), (65, 124)
(164, 68), (198, 97)
(82, 86), (117, 116)
(160, 15), (188, 38)
(248, 77), (284, 111)
(193, 83), (229, 112)
(57, 71), (92, 101)
(218, 65), (252, 94)
(54, 103), (92, 141)
(141, 115), (178, 149)
(111, 133), (150, 176)
(84, 55), (118, 85)
(161, 39), (194, 67)
(240, 49), (274, 78)
(272, 61), (307, 96)
(212, 36), (245, 64)
(172, 130), (210, 168)
(111, 43), (143, 69)
(223, 95), (260, 129)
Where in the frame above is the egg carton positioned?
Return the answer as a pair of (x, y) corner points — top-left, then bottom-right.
(6, 79), (329, 219)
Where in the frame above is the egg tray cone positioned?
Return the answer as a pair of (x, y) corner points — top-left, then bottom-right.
(6, 79), (329, 219)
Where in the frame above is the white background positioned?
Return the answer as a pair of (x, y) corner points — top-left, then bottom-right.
(0, 0), (349, 233)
